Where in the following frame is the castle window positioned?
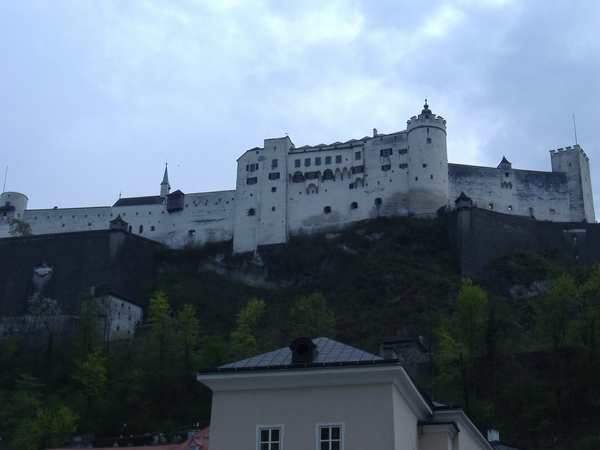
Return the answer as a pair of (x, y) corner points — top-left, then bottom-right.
(324, 206), (332, 213)
(315, 157), (322, 166)
(351, 166), (364, 174)
(272, 206), (276, 211)
(62, 223), (65, 227)
(305, 158), (311, 167)
(325, 156), (332, 165)
(306, 172), (318, 180)
(151, 226), (155, 231)
(375, 197), (382, 206)
(505, 172), (510, 177)
(271, 187), (277, 192)
(139, 225), (143, 233)
(268, 172), (280, 180)
(246, 163), (258, 171)
(488, 203), (494, 210)
(323, 169), (334, 180)
(293, 172), (304, 183)
(272, 159), (278, 168)
(336, 155), (342, 164)
(415, 177), (418, 181)
(381, 164), (391, 171)
(136, 212), (139, 215)
(422, 163), (427, 168)
(188, 229), (195, 235)
(351, 202), (358, 209)
(508, 205), (513, 211)
(247, 177), (258, 185)
(128, 226), (132, 232)
(88, 223), (91, 226)
(427, 138), (432, 143)
(380, 148), (392, 157)
(349, 183), (355, 189)
(247, 208), (256, 216)
(399, 148), (407, 155)
(399, 163), (408, 169)
(529, 207), (534, 216)
(295, 159), (301, 168)
(550, 208), (556, 215)
(355, 151), (362, 160)
(430, 174), (433, 179)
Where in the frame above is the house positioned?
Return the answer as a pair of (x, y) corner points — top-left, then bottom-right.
(197, 337), (492, 449)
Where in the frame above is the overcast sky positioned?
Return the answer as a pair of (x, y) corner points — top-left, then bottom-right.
(2, 0), (600, 216)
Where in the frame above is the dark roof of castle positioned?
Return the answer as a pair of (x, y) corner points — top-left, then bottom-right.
(113, 196), (164, 207)
(499, 156), (511, 165)
(109, 214), (127, 224)
(455, 191), (472, 203)
(216, 337), (384, 372)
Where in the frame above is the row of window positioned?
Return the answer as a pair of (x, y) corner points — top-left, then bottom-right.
(258, 424), (342, 450)
(294, 153), (354, 168)
(247, 162), (417, 184)
(248, 198), (383, 217)
(380, 148), (408, 157)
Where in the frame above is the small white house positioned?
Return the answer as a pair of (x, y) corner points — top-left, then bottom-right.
(197, 337), (492, 450)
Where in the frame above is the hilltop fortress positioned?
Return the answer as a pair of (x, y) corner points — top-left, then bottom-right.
(0, 102), (595, 253)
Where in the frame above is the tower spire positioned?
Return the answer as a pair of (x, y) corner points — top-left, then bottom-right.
(160, 163), (170, 197)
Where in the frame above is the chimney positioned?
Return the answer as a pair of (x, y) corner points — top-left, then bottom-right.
(290, 337), (317, 363)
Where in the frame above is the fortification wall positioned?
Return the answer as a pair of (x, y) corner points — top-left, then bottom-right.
(0, 230), (159, 316)
(443, 207), (600, 278)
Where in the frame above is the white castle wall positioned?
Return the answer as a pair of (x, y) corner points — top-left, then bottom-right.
(1, 104), (594, 252)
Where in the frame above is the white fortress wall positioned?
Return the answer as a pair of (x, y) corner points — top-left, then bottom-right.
(24, 206), (114, 235)
(152, 190), (236, 248)
(448, 163), (571, 221)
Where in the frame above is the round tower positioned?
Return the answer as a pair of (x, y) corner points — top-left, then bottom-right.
(0, 191), (29, 219)
(406, 101), (449, 216)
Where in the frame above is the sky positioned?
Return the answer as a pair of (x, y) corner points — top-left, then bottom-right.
(2, 0), (600, 215)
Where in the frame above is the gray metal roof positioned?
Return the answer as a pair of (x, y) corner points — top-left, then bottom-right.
(220, 337), (383, 370)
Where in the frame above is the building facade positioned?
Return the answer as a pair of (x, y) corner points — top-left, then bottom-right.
(1, 103), (594, 253)
(197, 337), (492, 450)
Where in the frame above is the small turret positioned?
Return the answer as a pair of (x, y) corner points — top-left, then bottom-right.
(160, 163), (170, 197)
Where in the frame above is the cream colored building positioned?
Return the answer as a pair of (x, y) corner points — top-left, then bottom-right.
(197, 337), (492, 450)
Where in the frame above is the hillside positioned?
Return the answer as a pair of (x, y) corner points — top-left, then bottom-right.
(1, 216), (600, 449)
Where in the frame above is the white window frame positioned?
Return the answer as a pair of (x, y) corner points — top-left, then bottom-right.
(316, 422), (344, 450)
(256, 424), (284, 450)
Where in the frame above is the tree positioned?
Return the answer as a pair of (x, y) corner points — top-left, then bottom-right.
(435, 278), (488, 413)
(287, 293), (336, 339)
(230, 298), (265, 359)
(536, 274), (580, 429)
(176, 304), (201, 392)
(72, 347), (107, 426)
(8, 218), (32, 236)
(10, 406), (78, 450)
(27, 292), (62, 369)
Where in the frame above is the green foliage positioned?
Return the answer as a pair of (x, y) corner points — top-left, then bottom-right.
(11, 406), (78, 450)
(72, 347), (108, 402)
(230, 298), (265, 359)
(435, 278), (488, 412)
(287, 293), (336, 339)
(8, 217), (33, 236)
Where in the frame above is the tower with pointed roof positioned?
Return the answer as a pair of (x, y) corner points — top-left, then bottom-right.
(160, 163), (170, 198)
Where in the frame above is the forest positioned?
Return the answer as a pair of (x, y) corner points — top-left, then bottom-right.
(1, 216), (599, 449)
